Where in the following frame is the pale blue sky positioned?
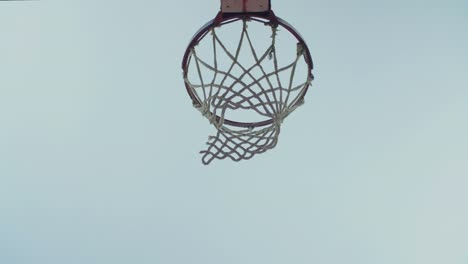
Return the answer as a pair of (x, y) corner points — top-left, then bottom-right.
(1, 1), (467, 264)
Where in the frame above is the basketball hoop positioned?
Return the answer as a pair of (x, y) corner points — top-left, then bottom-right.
(182, 0), (314, 165)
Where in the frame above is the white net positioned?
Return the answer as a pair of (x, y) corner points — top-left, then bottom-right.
(185, 18), (312, 165)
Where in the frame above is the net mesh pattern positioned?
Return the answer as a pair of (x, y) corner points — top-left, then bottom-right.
(185, 19), (312, 165)
(200, 125), (280, 165)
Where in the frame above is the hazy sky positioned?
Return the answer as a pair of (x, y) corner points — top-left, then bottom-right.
(1, 1), (467, 264)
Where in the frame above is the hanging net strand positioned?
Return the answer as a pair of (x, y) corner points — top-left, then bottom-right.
(200, 125), (280, 165)
(185, 18), (312, 164)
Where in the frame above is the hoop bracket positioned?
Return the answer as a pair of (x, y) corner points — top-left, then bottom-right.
(221, 0), (271, 13)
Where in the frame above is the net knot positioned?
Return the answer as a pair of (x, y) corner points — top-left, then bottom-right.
(273, 115), (284, 125)
(296, 43), (304, 56)
(195, 103), (219, 125)
(271, 26), (278, 36)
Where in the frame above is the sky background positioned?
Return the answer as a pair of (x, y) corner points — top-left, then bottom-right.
(1, 0), (467, 264)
